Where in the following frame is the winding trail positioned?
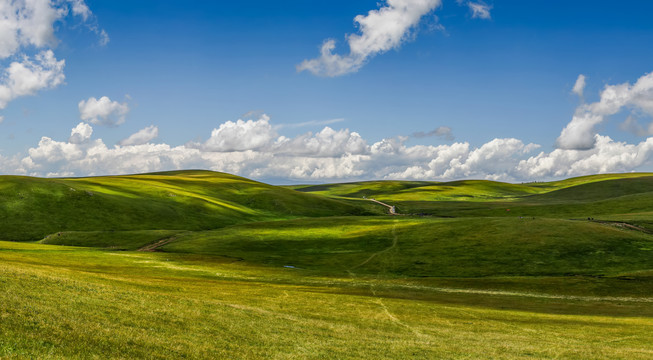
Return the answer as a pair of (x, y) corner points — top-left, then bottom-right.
(369, 199), (397, 214)
(351, 222), (398, 270)
(394, 283), (653, 303)
(138, 236), (177, 252)
(595, 221), (652, 234)
(346, 221), (425, 335)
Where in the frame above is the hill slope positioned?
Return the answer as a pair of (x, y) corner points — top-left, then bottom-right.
(290, 173), (653, 202)
(0, 170), (370, 241)
(161, 216), (653, 277)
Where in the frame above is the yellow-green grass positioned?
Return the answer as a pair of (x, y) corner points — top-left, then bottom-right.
(392, 190), (653, 219)
(1, 240), (652, 359)
(40, 230), (184, 250)
(3, 171), (653, 358)
(0, 171), (370, 241)
(530, 172), (653, 191)
(289, 179), (541, 201)
(162, 216), (653, 278)
(291, 173), (653, 203)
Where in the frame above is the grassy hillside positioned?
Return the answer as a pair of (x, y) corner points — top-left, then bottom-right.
(2, 171), (653, 358)
(40, 230), (184, 250)
(0, 170), (371, 241)
(291, 172), (653, 202)
(162, 216), (653, 277)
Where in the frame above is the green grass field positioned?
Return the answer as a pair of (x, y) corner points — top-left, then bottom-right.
(1, 171), (653, 358)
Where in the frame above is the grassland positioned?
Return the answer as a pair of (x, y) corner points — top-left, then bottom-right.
(0, 170), (371, 241)
(1, 171), (653, 359)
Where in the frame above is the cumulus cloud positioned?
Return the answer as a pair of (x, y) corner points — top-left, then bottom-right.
(119, 125), (159, 146)
(6, 105), (653, 182)
(297, 0), (442, 77)
(68, 122), (93, 144)
(0, 0), (106, 58)
(0, 0), (61, 59)
(200, 115), (277, 151)
(557, 72), (653, 150)
(78, 96), (130, 126)
(383, 138), (539, 181)
(0, 121), (540, 181)
(572, 74), (586, 97)
(412, 126), (454, 141)
(275, 127), (368, 157)
(519, 135), (653, 179)
(0, 50), (65, 109)
(0, 0), (106, 110)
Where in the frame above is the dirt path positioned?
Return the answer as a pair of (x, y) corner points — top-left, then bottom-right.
(351, 222), (398, 270)
(138, 236), (178, 252)
(346, 221), (425, 334)
(595, 221), (652, 234)
(369, 199), (397, 214)
(396, 283), (653, 303)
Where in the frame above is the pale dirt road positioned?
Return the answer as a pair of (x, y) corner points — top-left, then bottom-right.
(369, 199), (396, 214)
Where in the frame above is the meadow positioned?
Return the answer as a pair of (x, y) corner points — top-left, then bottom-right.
(1, 171), (652, 359)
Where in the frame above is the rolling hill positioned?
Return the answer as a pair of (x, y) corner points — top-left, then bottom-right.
(2, 170), (653, 358)
(0, 170), (372, 241)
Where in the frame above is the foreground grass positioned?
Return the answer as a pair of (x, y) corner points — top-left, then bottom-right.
(1, 241), (652, 359)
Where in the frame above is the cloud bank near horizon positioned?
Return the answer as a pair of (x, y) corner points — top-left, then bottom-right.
(3, 104), (653, 182)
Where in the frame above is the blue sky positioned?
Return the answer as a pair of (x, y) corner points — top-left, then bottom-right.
(1, 0), (653, 182)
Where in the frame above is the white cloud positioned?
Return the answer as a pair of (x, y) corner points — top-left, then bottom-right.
(0, 0), (106, 110)
(519, 135), (653, 179)
(297, 0), (442, 77)
(0, 115), (4, 123)
(119, 125), (159, 146)
(557, 72), (653, 150)
(467, 2), (492, 19)
(67, 0), (92, 21)
(68, 122), (93, 144)
(0, 0), (62, 59)
(7, 105), (653, 182)
(572, 74), (586, 97)
(0, 0), (105, 59)
(78, 96), (130, 126)
(0, 50), (65, 109)
(274, 127), (368, 157)
(200, 115), (277, 151)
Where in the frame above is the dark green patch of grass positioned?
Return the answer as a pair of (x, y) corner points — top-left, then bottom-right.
(162, 216), (653, 278)
(39, 230), (184, 250)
